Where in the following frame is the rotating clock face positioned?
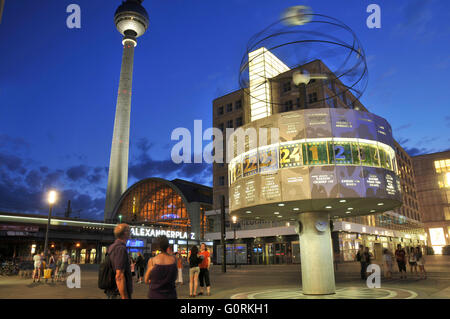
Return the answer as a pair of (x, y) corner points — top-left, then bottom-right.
(315, 220), (328, 232)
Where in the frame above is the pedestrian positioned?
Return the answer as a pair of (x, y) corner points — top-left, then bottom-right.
(48, 253), (56, 283)
(175, 252), (183, 286)
(136, 252), (145, 284)
(408, 247), (418, 277)
(416, 247), (427, 279)
(395, 244), (407, 279)
(32, 252), (42, 283)
(58, 250), (71, 282)
(382, 249), (393, 279)
(144, 236), (178, 299)
(198, 243), (211, 296)
(130, 257), (136, 279)
(188, 245), (204, 297)
(356, 246), (368, 280)
(55, 252), (62, 282)
(105, 223), (133, 299)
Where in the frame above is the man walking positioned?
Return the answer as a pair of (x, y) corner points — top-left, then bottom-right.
(106, 224), (133, 299)
(395, 244), (407, 279)
(356, 246), (368, 280)
(198, 243), (211, 296)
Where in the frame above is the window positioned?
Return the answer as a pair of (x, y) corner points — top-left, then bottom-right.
(282, 81), (291, 92)
(235, 117), (243, 127)
(235, 100), (242, 110)
(226, 103), (233, 112)
(218, 176), (225, 186)
(227, 120), (233, 128)
(283, 100), (293, 112)
(218, 106), (224, 116)
(218, 123), (224, 132)
(308, 92), (318, 104)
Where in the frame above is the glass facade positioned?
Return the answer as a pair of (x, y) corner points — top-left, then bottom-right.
(115, 179), (210, 236)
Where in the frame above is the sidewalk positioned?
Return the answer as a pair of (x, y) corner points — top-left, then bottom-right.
(0, 256), (448, 299)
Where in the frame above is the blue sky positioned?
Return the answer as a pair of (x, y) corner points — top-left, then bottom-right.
(0, 0), (449, 220)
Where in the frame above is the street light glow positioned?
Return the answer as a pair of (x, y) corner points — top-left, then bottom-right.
(47, 190), (57, 205)
(232, 215), (237, 223)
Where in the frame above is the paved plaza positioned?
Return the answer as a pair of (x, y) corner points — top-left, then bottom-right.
(1, 256), (449, 299)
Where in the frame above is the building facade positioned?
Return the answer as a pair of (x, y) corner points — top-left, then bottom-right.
(413, 151), (450, 254)
(0, 178), (214, 263)
(207, 59), (426, 265)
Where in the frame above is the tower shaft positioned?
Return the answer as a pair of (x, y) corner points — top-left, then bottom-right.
(104, 39), (136, 221)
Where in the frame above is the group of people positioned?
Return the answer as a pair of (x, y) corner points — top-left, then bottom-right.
(32, 250), (71, 283)
(387, 244), (427, 280)
(105, 223), (212, 299)
(357, 244), (427, 280)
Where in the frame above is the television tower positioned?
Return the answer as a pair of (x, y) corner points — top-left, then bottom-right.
(104, 0), (149, 221)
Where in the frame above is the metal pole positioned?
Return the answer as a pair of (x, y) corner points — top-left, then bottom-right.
(43, 204), (53, 261)
(220, 195), (226, 273)
(234, 225), (237, 268)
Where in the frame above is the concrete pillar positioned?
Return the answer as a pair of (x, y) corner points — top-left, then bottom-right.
(104, 38), (136, 221)
(298, 211), (335, 295)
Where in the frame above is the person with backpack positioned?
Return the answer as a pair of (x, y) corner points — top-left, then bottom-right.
(395, 244), (407, 279)
(101, 224), (133, 299)
(356, 246), (368, 280)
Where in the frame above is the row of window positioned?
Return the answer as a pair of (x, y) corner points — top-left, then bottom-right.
(217, 116), (244, 131)
(280, 93), (318, 112)
(217, 100), (242, 116)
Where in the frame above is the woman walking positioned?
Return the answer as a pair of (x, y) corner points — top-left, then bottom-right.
(136, 252), (145, 284)
(408, 247), (418, 277)
(145, 236), (178, 299)
(175, 252), (183, 286)
(416, 247), (427, 279)
(382, 249), (393, 280)
(188, 245), (203, 297)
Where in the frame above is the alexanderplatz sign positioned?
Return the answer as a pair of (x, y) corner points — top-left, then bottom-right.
(130, 226), (196, 240)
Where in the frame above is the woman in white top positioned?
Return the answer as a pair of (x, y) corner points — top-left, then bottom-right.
(408, 247), (418, 277)
(32, 252), (42, 282)
(382, 249), (393, 279)
(416, 247), (427, 279)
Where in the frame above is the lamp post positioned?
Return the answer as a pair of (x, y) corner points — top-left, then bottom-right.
(232, 215), (237, 268)
(43, 190), (57, 261)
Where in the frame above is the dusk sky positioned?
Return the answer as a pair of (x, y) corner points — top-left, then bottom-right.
(0, 0), (449, 220)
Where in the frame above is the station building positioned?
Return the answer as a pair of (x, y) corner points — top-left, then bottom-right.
(206, 58), (426, 265)
(0, 178), (213, 263)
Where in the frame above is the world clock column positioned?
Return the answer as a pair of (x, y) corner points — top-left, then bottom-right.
(297, 211), (336, 295)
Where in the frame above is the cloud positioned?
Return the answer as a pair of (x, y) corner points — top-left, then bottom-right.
(66, 165), (89, 181)
(395, 124), (412, 132)
(393, 0), (434, 39)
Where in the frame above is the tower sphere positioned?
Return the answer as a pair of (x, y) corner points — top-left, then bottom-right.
(114, 0), (149, 38)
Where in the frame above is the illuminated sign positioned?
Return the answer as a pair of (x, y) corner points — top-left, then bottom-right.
(126, 239), (144, 248)
(229, 137), (397, 185)
(429, 228), (446, 246)
(130, 226), (195, 240)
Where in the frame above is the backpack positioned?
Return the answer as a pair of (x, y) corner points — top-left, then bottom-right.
(98, 252), (117, 291)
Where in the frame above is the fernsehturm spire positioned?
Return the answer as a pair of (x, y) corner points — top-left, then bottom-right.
(104, 0), (149, 222)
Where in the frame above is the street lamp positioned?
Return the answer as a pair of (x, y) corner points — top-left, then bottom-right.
(232, 215), (237, 268)
(43, 190), (57, 261)
(118, 215), (122, 223)
(292, 70), (327, 109)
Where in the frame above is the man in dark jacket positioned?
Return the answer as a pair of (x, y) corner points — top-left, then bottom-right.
(106, 224), (133, 299)
(136, 252), (145, 284)
(356, 246), (369, 280)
